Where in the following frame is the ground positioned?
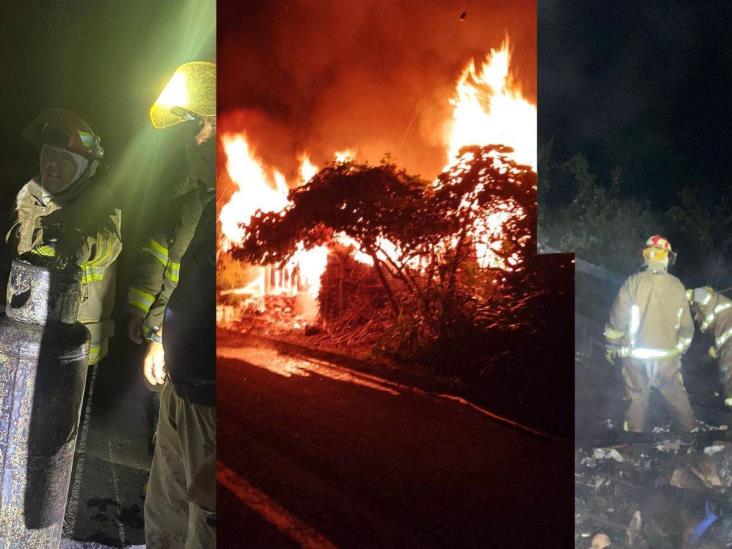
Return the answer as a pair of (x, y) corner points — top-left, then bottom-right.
(575, 336), (732, 548)
(217, 328), (574, 547)
(61, 336), (154, 547)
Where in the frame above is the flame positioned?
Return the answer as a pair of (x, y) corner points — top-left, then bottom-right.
(298, 153), (318, 184)
(219, 134), (330, 304)
(334, 149), (355, 163)
(219, 134), (289, 244)
(218, 36), (535, 323)
(445, 39), (536, 170)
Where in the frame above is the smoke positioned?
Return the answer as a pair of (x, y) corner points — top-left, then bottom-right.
(219, 0), (535, 184)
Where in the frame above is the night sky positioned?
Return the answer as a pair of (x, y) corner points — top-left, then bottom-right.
(539, 0), (732, 210)
(218, 0), (535, 187)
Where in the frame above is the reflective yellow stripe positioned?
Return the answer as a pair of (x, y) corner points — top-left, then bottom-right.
(164, 261), (180, 283)
(30, 245), (56, 257)
(604, 326), (624, 340)
(675, 336), (692, 354)
(716, 326), (732, 350)
(702, 302), (732, 332)
(128, 287), (156, 314)
(81, 266), (105, 284)
(628, 305), (640, 347)
(89, 344), (101, 363)
(89, 237), (111, 267)
(143, 238), (169, 267)
(629, 347), (678, 359)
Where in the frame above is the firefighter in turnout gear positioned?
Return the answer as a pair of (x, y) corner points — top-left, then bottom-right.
(687, 286), (732, 408)
(126, 61), (216, 382)
(4, 108), (121, 365)
(604, 235), (696, 432)
(141, 61), (216, 549)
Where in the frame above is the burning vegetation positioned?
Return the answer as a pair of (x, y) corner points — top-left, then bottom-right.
(217, 40), (572, 433)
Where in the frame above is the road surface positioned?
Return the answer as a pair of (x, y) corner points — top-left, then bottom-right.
(218, 329), (573, 547)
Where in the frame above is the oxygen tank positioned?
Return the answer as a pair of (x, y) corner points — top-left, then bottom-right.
(0, 258), (90, 546)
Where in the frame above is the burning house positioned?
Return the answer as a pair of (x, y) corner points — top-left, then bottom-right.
(217, 40), (538, 330)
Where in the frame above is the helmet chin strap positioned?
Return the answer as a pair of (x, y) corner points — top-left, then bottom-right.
(68, 150), (90, 184)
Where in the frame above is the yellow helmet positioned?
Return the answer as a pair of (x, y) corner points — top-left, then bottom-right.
(149, 61), (216, 129)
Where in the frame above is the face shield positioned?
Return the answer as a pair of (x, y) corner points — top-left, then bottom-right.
(149, 62), (216, 129)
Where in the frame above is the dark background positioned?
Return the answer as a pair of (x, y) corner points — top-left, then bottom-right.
(0, 0), (215, 247)
(0, 4), (214, 542)
(539, 0), (732, 211)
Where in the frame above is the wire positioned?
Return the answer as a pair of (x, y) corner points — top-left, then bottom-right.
(394, 1), (473, 159)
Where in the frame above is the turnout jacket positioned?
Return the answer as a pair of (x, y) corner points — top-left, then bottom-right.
(689, 288), (732, 354)
(605, 264), (694, 360)
(163, 196), (215, 406)
(6, 177), (122, 364)
(127, 184), (209, 335)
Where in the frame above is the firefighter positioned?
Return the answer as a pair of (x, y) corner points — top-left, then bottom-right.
(687, 286), (732, 408)
(5, 108), (121, 365)
(142, 61), (216, 549)
(604, 235), (696, 432)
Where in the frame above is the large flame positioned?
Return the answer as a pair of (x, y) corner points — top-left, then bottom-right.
(219, 37), (535, 319)
(219, 134), (289, 244)
(220, 136), (327, 301)
(445, 39), (536, 170)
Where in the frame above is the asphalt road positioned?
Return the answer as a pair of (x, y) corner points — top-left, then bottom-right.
(217, 330), (573, 548)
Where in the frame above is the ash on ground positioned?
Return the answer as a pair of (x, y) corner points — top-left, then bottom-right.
(576, 426), (732, 548)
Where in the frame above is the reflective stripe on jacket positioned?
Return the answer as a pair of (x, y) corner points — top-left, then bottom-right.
(691, 289), (732, 353)
(6, 178), (122, 365)
(605, 264), (694, 360)
(127, 186), (209, 332)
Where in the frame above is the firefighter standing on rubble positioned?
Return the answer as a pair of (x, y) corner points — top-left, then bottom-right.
(3, 109), (121, 365)
(687, 286), (732, 409)
(604, 235), (696, 432)
(141, 61), (216, 548)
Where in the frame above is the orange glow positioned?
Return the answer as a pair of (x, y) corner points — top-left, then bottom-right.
(334, 149), (355, 163)
(219, 134), (329, 301)
(219, 134), (290, 244)
(445, 39), (536, 170)
(298, 153), (318, 184)
(218, 36), (535, 322)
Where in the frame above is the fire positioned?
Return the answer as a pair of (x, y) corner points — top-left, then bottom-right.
(445, 39), (536, 170)
(219, 36), (535, 321)
(219, 134), (289, 244)
(219, 135), (327, 304)
(334, 149), (355, 163)
(298, 153), (318, 184)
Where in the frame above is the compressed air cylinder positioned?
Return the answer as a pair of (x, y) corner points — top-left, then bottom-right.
(0, 259), (90, 547)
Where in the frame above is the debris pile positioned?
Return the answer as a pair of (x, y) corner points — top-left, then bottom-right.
(576, 435), (732, 547)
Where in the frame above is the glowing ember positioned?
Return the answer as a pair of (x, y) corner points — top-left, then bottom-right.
(445, 39), (536, 170)
(298, 153), (318, 184)
(334, 149), (355, 163)
(218, 35), (535, 322)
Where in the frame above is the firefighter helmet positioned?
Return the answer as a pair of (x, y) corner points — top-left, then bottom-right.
(22, 108), (104, 161)
(149, 61), (216, 129)
(643, 234), (676, 266)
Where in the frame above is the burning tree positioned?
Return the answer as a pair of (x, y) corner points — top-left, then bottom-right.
(230, 144), (539, 364)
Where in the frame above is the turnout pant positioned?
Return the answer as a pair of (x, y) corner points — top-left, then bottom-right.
(621, 357), (696, 433)
(145, 381), (216, 548)
(718, 344), (732, 401)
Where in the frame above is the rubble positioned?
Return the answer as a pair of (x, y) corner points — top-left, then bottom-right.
(575, 438), (732, 547)
(590, 532), (611, 548)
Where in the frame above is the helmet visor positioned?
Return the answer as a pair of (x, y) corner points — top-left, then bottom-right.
(150, 62), (216, 128)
